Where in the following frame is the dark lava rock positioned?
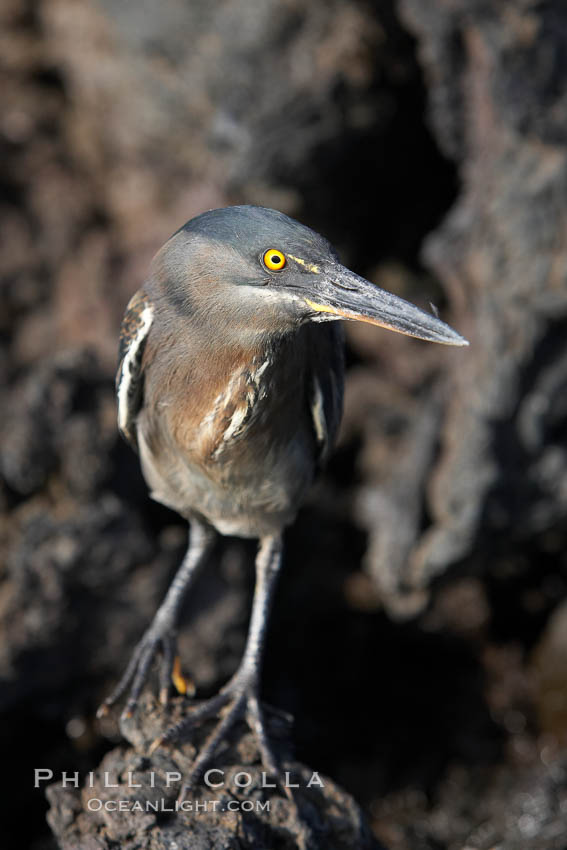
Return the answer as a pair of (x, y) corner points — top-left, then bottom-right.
(46, 694), (382, 850)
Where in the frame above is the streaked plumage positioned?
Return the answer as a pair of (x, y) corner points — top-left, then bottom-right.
(116, 212), (344, 537)
(116, 289), (153, 449)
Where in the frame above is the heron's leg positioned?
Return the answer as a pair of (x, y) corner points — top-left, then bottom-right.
(98, 520), (215, 719)
(155, 535), (285, 786)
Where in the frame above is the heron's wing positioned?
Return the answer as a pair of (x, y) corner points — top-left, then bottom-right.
(310, 323), (345, 466)
(116, 288), (154, 451)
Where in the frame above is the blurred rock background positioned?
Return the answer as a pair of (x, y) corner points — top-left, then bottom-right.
(1, 0), (567, 847)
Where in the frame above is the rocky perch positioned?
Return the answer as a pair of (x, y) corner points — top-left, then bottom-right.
(46, 694), (382, 850)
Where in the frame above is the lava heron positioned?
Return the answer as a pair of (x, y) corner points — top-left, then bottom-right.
(99, 205), (467, 787)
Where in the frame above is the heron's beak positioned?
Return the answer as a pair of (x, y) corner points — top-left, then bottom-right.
(304, 264), (468, 346)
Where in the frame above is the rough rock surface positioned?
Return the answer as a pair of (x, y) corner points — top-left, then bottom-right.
(364, 0), (567, 609)
(46, 695), (381, 850)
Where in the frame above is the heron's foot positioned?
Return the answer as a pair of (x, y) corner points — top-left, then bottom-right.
(97, 626), (194, 721)
(151, 674), (286, 797)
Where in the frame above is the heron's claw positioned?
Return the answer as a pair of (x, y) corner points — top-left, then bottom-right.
(97, 629), (192, 720)
(150, 674), (288, 800)
(171, 655), (195, 698)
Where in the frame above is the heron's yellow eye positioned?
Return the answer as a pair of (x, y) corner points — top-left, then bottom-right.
(263, 249), (286, 271)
